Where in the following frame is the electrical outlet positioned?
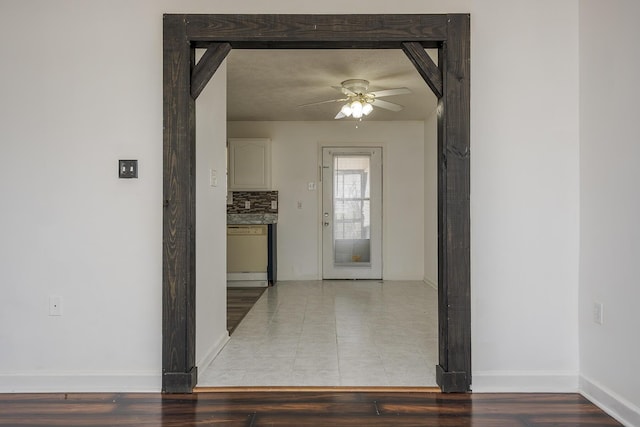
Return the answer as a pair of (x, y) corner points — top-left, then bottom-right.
(49, 296), (63, 316)
(271, 201), (277, 210)
(593, 302), (603, 325)
(209, 169), (217, 187)
(297, 201), (303, 209)
(244, 201), (250, 209)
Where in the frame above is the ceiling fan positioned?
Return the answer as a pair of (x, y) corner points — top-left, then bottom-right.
(299, 79), (411, 119)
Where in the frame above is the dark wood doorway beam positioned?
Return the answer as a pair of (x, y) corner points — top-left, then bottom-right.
(401, 41), (443, 98)
(163, 13), (470, 393)
(191, 42), (232, 99)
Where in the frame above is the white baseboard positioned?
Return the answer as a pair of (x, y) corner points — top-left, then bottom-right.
(379, 275), (423, 281)
(0, 333), (231, 393)
(276, 274), (322, 281)
(472, 371), (579, 392)
(423, 277), (438, 290)
(227, 280), (267, 287)
(580, 374), (640, 427)
(0, 371), (160, 393)
(196, 332), (230, 372)
(227, 272), (267, 281)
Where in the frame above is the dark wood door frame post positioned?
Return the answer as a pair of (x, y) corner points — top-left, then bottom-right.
(163, 14), (470, 393)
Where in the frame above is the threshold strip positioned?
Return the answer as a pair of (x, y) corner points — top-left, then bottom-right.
(194, 386), (442, 393)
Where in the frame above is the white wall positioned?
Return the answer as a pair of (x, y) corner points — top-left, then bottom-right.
(0, 0), (596, 396)
(423, 110), (438, 288)
(195, 60), (229, 371)
(0, 1), (167, 392)
(469, 0), (580, 391)
(579, 1), (640, 425)
(227, 121), (425, 281)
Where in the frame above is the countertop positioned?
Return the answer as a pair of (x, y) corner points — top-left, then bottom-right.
(227, 213), (278, 225)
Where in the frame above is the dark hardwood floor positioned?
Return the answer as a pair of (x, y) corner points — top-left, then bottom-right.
(0, 391), (621, 426)
(227, 287), (266, 335)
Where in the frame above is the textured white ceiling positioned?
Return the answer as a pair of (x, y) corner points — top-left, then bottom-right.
(225, 49), (438, 122)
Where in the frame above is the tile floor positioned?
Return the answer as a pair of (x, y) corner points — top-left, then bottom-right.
(198, 280), (438, 387)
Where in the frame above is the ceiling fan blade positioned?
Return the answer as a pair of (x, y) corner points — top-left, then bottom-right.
(332, 86), (357, 96)
(298, 98), (348, 108)
(369, 87), (411, 98)
(372, 99), (404, 112)
(334, 111), (346, 119)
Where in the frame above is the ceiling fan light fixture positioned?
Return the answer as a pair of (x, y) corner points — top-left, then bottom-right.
(350, 100), (364, 118)
(299, 79), (410, 121)
(340, 103), (353, 117)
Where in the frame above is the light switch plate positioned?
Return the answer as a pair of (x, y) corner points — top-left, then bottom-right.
(119, 160), (138, 178)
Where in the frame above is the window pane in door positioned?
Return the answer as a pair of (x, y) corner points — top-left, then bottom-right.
(333, 155), (371, 264)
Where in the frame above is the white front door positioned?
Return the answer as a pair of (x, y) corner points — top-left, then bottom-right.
(322, 147), (382, 279)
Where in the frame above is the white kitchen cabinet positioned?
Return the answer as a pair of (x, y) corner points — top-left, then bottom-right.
(227, 138), (272, 190)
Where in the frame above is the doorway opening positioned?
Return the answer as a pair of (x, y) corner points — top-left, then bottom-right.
(163, 13), (470, 393)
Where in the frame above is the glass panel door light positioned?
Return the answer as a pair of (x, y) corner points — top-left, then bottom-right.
(333, 155), (371, 265)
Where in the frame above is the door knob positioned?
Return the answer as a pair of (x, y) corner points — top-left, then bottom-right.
(324, 222), (330, 227)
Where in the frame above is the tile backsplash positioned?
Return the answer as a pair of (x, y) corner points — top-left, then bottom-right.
(227, 191), (278, 214)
